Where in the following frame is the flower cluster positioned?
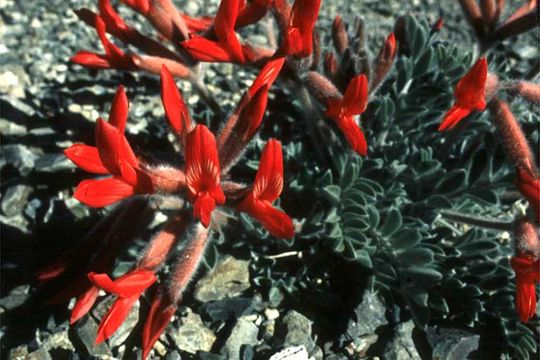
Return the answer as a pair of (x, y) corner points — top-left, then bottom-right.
(39, 0), (540, 357)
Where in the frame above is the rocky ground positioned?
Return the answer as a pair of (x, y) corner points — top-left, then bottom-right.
(0, 0), (533, 359)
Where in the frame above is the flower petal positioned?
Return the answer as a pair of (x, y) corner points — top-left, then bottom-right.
(239, 85), (268, 140)
(236, 0), (271, 28)
(95, 295), (139, 343)
(249, 57), (285, 97)
(185, 125), (222, 195)
(252, 139), (284, 202)
(342, 74), (369, 116)
(182, 36), (235, 62)
(74, 177), (135, 208)
(455, 57), (488, 109)
(65, 144), (109, 174)
(142, 292), (176, 360)
(240, 198), (294, 238)
(438, 105), (471, 131)
(89, 269), (157, 298)
(70, 51), (112, 69)
(108, 85), (129, 133)
(335, 116), (368, 156)
(70, 285), (100, 324)
(160, 65), (191, 135)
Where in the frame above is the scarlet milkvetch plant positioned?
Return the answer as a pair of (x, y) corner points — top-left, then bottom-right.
(436, 51), (540, 324)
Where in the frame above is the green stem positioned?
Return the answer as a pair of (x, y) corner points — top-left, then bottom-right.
(439, 210), (514, 231)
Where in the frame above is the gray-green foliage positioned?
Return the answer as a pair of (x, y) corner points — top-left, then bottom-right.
(230, 15), (538, 360)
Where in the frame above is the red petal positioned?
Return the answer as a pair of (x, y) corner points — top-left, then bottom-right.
(193, 192), (217, 227)
(240, 198), (294, 238)
(89, 269), (157, 298)
(236, 0), (271, 28)
(160, 65), (191, 134)
(240, 85), (268, 140)
(70, 51), (112, 69)
(95, 16), (126, 61)
(438, 105), (471, 131)
(181, 13), (213, 33)
(455, 57), (488, 109)
(515, 281), (537, 323)
(284, 27), (304, 56)
(95, 295), (139, 343)
(142, 292), (176, 360)
(335, 116), (368, 156)
(185, 125), (222, 196)
(74, 177), (135, 208)
(182, 37), (235, 62)
(253, 139), (283, 202)
(98, 0), (130, 35)
(65, 144), (109, 174)
(288, 0), (321, 56)
(249, 57), (285, 97)
(120, 0), (150, 14)
(95, 118), (123, 175)
(214, 0), (241, 41)
(70, 286), (100, 324)
(342, 74), (369, 116)
(108, 85), (129, 133)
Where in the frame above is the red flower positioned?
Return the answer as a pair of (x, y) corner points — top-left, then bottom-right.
(181, 13), (213, 33)
(518, 168), (540, 221)
(510, 256), (540, 323)
(65, 86), (153, 207)
(160, 65), (192, 135)
(71, 16), (135, 70)
(185, 125), (226, 227)
(142, 291), (176, 360)
(283, 0), (322, 57)
(438, 57), (488, 131)
(238, 139), (294, 238)
(88, 269), (157, 343)
(236, 0), (271, 28)
(325, 74), (370, 156)
(182, 0), (246, 63)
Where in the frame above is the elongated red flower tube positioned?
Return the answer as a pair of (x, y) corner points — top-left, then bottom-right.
(89, 269), (157, 343)
(182, 0), (246, 63)
(510, 256), (540, 323)
(283, 0), (322, 57)
(160, 65), (192, 135)
(238, 139), (294, 238)
(185, 125), (226, 227)
(71, 16), (135, 70)
(65, 86), (154, 207)
(438, 57), (488, 131)
(142, 291), (177, 359)
(325, 74), (370, 156)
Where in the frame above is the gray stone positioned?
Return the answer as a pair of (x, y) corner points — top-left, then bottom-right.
(9, 345), (29, 360)
(72, 314), (112, 357)
(35, 153), (73, 173)
(194, 256), (250, 302)
(165, 351), (182, 360)
(384, 321), (421, 360)
(2, 184), (32, 218)
(25, 348), (52, 360)
(221, 316), (259, 360)
(0, 144), (38, 176)
(0, 119), (27, 136)
(427, 327), (480, 360)
(280, 310), (315, 352)
(352, 291), (388, 336)
(41, 329), (75, 352)
(169, 308), (216, 355)
(0, 285), (30, 310)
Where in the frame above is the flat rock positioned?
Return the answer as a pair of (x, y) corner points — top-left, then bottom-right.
(221, 316), (259, 360)
(427, 327), (480, 360)
(279, 310), (315, 352)
(169, 308), (216, 354)
(383, 320), (421, 360)
(71, 314), (112, 358)
(194, 256), (250, 302)
(2, 184), (32, 218)
(0, 285), (30, 310)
